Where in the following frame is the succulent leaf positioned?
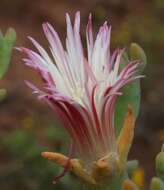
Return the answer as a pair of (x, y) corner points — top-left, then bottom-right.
(156, 147), (164, 181)
(115, 43), (146, 136)
(151, 177), (164, 190)
(126, 160), (139, 176)
(130, 43), (147, 73)
(0, 28), (16, 79)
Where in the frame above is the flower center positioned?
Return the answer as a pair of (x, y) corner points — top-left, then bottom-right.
(70, 84), (84, 105)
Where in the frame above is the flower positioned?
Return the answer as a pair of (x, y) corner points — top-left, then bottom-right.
(19, 12), (140, 180)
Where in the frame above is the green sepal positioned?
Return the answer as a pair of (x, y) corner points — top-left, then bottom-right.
(0, 28), (16, 79)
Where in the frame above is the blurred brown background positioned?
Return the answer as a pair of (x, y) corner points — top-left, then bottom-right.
(0, 0), (164, 189)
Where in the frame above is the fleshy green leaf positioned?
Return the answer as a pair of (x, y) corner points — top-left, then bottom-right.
(115, 43), (147, 136)
(156, 146), (164, 181)
(151, 177), (164, 190)
(126, 160), (139, 176)
(0, 28), (16, 79)
(130, 43), (147, 73)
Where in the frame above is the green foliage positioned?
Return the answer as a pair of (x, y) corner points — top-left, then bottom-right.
(0, 28), (16, 102)
(0, 28), (16, 79)
(0, 123), (82, 190)
(1, 128), (61, 190)
(150, 144), (164, 190)
(151, 177), (164, 190)
(126, 160), (139, 177)
(115, 43), (147, 136)
(130, 43), (147, 73)
(156, 145), (164, 181)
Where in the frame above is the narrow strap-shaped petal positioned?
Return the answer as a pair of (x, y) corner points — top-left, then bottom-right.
(86, 13), (94, 65)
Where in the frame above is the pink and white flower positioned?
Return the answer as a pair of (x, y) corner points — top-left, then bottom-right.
(19, 12), (140, 165)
